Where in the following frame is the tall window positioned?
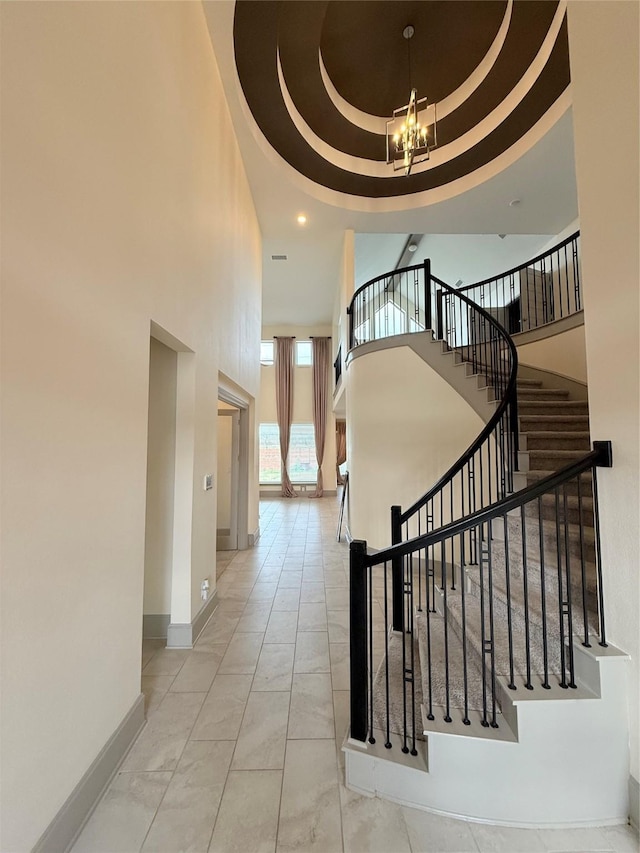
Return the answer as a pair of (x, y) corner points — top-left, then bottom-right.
(260, 341), (274, 365)
(288, 423), (317, 481)
(259, 423), (318, 484)
(295, 340), (313, 366)
(258, 424), (280, 483)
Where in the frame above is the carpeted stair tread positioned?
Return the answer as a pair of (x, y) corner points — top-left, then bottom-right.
(518, 400), (589, 414)
(521, 431), (591, 451)
(519, 415), (590, 432)
(517, 388), (570, 400)
(526, 448), (593, 470)
(492, 512), (595, 565)
(463, 560), (598, 641)
(515, 469), (593, 496)
(417, 610), (487, 717)
(524, 492), (594, 525)
(371, 630), (424, 741)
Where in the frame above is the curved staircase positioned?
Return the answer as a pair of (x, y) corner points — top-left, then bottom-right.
(344, 237), (630, 826)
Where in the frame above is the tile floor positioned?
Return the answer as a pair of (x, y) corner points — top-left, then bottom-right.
(72, 496), (638, 853)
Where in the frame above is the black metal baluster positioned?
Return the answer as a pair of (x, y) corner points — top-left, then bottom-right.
(486, 533), (498, 727)
(425, 541), (435, 720)
(369, 563), (376, 741)
(401, 556), (408, 751)
(537, 496), (550, 689)
(479, 527), (489, 725)
(555, 487), (568, 688)
(562, 485), (577, 688)
(450, 485), (455, 589)
(460, 534), (471, 725)
(577, 473), (590, 648)
(442, 538), (452, 722)
(417, 513), (423, 613)
(574, 237), (581, 311)
(503, 514), (516, 690)
(383, 560), (392, 748)
(407, 553), (418, 755)
(520, 504), (533, 689)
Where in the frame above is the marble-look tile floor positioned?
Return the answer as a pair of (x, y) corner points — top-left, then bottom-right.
(73, 497), (638, 853)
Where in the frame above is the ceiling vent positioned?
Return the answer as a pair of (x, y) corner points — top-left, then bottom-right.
(271, 254), (288, 261)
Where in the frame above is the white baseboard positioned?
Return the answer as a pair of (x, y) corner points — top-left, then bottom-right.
(142, 613), (170, 639)
(630, 775), (639, 831)
(166, 590), (218, 649)
(248, 526), (260, 546)
(32, 694), (145, 853)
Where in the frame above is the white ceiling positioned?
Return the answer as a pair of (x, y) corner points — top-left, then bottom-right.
(203, 2), (579, 327)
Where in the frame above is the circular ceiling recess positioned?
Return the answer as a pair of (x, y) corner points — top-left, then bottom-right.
(233, 0), (570, 199)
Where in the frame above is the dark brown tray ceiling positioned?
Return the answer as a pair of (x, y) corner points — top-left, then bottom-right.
(234, 0), (570, 198)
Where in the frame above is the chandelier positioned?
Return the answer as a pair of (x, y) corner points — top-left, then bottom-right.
(386, 25), (437, 176)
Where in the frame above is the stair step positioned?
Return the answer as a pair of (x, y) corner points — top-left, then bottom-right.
(517, 400), (589, 415)
(519, 415), (590, 432)
(516, 378), (543, 387)
(514, 469), (593, 497)
(464, 556), (597, 638)
(517, 388), (570, 401)
(417, 610), (487, 718)
(520, 431), (591, 451)
(525, 492), (594, 526)
(492, 514), (596, 568)
(526, 449), (592, 471)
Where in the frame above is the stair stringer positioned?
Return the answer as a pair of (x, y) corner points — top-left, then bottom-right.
(343, 641), (630, 827)
(348, 331), (498, 425)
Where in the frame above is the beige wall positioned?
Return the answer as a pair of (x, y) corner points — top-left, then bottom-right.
(144, 337), (178, 616)
(568, 0), (640, 787)
(517, 324), (588, 383)
(0, 3), (261, 849)
(347, 347), (483, 550)
(260, 326), (337, 491)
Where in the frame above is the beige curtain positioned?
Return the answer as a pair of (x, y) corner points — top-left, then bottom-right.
(309, 337), (330, 498)
(274, 337), (297, 498)
(336, 419), (346, 485)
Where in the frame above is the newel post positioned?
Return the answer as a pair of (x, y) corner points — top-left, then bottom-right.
(424, 259), (432, 331)
(349, 539), (368, 742)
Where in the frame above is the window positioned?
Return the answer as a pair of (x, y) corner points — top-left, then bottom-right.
(288, 424), (317, 482)
(260, 341), (274, 365)
(353, 300), (424, 345)
(259, 423), (280, 483)
(259, 423), (318, 484)
(295, 340), (313, 366)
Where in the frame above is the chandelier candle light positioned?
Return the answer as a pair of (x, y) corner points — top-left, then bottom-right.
(386, 25), (437, 176)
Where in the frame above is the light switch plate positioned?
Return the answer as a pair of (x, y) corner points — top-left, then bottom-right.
(204, 474), (213, 491)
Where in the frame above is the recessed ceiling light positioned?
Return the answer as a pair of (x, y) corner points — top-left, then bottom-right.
(297, 214), (307, 225)
(408, 243), (418, 252)
(509, 199), (521, 207)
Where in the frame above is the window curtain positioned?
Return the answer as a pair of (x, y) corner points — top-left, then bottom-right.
(335, 419), (346, 486)
(309, 337), (330, 498)
(274, 337), (297, 498)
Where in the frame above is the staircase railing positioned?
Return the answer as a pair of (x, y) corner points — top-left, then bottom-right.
(457, 231), (581, 334)
(347, 232), (607, 755)
(350, 442), (612, 751)
(348, 260), (520, 539)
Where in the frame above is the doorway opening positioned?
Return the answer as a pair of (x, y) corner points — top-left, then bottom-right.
(217, 402), (240, 552)
(142, 336), (178, 643)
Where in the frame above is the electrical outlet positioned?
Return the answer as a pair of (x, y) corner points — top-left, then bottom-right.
(201, 578), (210, 601)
